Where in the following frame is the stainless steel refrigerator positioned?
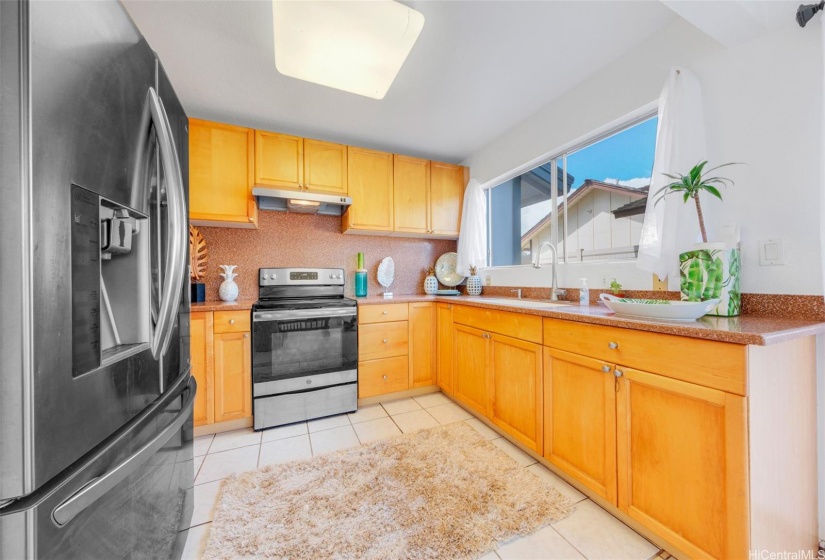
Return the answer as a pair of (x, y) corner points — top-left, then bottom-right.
(0, 1), (195, 558)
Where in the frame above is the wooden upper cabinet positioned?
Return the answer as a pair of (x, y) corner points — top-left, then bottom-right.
(544, 348), (617, 503)
(303, 139), (347, 194)
(408, 303), (436, 388)
(189, 119), (257, 228)
(430, 161), (466, 237)
(393, 155), (430, 234)
(344, 147), (394, 232)
(616, 367), (748, 560)
(255, 130), (303, 191)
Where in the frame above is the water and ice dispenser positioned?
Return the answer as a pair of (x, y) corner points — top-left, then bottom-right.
(71, 184), (152, 376)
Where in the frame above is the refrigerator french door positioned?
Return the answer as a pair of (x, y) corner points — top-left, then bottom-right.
(0, 1), (194, 558)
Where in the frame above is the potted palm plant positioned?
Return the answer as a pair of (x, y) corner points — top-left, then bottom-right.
(654, 161), (741, 316)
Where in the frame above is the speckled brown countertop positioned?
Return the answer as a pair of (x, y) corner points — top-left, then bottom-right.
(191, 299), (256, 312)
(356, 295), (825, 346)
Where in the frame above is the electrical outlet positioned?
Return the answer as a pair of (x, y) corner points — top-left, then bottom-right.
(601, 276), (609, 288)
(485, 275), (491, 286)
(652, 274), (668, 291)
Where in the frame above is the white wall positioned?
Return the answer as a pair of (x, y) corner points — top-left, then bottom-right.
(464, 17), (824, 296)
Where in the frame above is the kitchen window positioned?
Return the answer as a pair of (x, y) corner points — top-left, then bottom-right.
(487, 114), (658, 267)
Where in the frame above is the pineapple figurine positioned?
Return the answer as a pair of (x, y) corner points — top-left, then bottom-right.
(467, 265), (482, 296)
(424, 266), (438, 295)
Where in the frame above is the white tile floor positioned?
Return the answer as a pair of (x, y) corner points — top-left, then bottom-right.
(182, 394), (664, 560)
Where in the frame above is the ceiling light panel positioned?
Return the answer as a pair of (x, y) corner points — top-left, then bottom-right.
(272, 0), (425, 100)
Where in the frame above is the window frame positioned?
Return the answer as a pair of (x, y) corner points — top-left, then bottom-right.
(484, 102), (658, 270)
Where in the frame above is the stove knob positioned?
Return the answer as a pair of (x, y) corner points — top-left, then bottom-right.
(329, 273), (334, 279)
(263, 274), (269, 280)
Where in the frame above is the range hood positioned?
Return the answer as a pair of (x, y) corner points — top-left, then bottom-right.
(252, 187), (352, 216)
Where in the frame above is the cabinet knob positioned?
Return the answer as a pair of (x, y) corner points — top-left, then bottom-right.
(244, 333), (249, 338)
(608, 341), (619, 349)
(601, 365), (611, 373)
(614, 369), (623, 378)
(229, 319), (235, 324)
(382, 375), (388, 380)
(383, 339), (388, 343)
(382, 310), (388, 315)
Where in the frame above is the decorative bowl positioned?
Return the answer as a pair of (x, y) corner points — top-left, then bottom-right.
(435, 252), (464, 287)
(599, 293), (720, 322)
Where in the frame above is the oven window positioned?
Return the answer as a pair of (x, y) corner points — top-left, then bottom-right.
(252, 315), (357, 383)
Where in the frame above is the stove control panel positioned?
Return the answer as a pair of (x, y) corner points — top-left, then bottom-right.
(259, 267), (345, 286)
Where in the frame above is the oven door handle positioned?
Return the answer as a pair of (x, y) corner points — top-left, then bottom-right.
(253, 309), (357, 322)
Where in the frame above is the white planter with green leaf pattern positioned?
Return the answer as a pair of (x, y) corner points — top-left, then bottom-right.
(679, 242), (741, 317)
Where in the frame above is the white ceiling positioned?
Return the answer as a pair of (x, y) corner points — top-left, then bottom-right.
(123, 1), (678, 163)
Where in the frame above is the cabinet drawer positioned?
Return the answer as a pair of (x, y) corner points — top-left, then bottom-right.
(359, 321), (409, 360)
(453, 305), (542, 344)
(543, 318), (747, 395)
(358, 303), (409, 324)
(213, 310), (251, 333)
(359, 356), (409, 398)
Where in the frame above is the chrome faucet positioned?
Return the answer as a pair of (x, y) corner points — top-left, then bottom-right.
(510, 289), (522, 299)
(533, 242), (566, 301)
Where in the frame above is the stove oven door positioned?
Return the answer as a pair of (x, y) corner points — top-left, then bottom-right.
(251, 308), (358, 429)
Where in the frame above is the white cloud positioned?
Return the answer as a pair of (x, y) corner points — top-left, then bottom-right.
(603, 177), (650, 189)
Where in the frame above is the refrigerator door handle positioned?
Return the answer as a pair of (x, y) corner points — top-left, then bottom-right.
(51, 375), (196, 527)
(146, 87), (187, 360)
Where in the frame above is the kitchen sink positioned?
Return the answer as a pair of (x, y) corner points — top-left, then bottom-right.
(472, 298), (570, 309)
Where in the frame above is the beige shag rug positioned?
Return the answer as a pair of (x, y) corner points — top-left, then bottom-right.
(203, 422), (573, 560)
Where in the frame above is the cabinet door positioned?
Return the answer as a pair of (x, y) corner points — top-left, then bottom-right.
(489, 333), (542, 453)
(544, 348), (616, 503)
(430, 161), (465, 237)
(255, 130), (303, 191)
(189, 119), (256, 227)
(408, 303), (436, 388)
(213, 331), (252, 423)
(452, 324), (489, 416)
(393, 155), (430, 234)
(436, 303), (454, 395)
(616, 367), (748, 560)
(344, 147), (394, 232)
(304, 138), (347, 194)
(190, 312), (214, 427)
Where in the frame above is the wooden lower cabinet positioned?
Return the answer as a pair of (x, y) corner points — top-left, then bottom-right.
(357, 303), (437, 399)
(190, 312), (214, 426)
(490, 333), (542, 454)
(450, 317), (542, 454)
(544, 348), (617, 503)
(359, 356), (409, 398)
(436, 303), (454, 395)
(213, 331), (252, 423)
(616, 367), (747, 560)
(408, 303), (436, 388)
(190, 310), (252, 428)
(451, 324), (489, 416)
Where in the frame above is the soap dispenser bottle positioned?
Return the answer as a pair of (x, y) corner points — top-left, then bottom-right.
(579, 278), (589, 306)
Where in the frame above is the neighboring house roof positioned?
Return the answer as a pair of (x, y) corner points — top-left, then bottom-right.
(611, 185), (649, 219)
(520, 180), (647, 242)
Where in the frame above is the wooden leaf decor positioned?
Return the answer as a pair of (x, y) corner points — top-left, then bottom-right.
(189, 225), (208, 282)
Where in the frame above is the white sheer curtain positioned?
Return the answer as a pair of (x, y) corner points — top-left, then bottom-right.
(637, 67), (708, 280)
(456, 178), (487, 276)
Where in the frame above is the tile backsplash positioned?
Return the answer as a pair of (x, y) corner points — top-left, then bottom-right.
(196, 212), (456, 300)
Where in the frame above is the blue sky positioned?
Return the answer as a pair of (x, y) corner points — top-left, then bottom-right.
(566, 116), (658, 190)
(520, 116), (658, 233)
